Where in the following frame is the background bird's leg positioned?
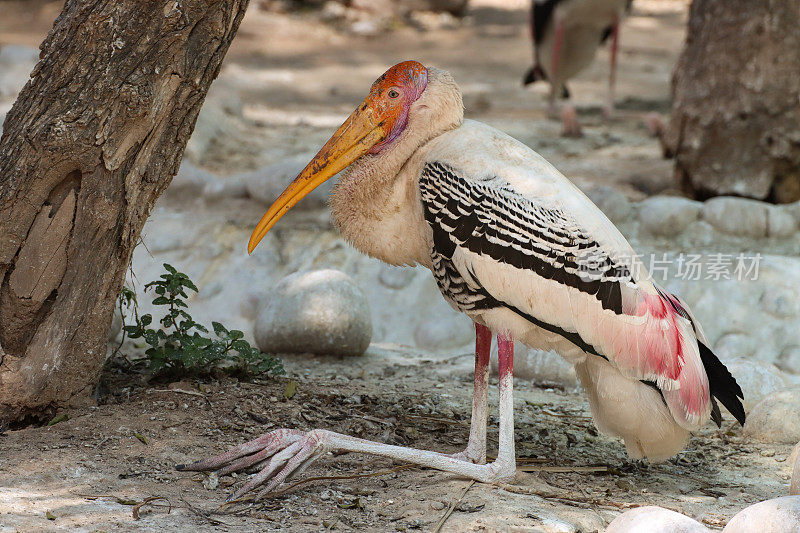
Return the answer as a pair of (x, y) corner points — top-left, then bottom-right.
(604, 16), (620, 119)
(495, 331), (516, 470)
(547, 18), (565, 119)
(451, 322), (491, 464)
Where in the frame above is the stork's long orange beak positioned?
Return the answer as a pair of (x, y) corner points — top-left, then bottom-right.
(247, 101), (388, 254)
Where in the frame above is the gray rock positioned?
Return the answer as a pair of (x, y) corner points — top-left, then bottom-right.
(255, 270), (372, 356)
(766, 205), (798, 238)
(714, 334), (757, 362)
(585, 186), (632, 225)
(168, 161), (247, 200)
(702, 197), (769, 238)
(185, 79), (244, 163)
(726, 359), (791, 412)
(744, 388), (800, 444)
(414, 313), (473, 352)
(777, 346), (800, 375)
(722, 496), (800, 533)
(242, 156), (335, 210)
(638, 196), (701, 237)
(606, 506), (709, 532)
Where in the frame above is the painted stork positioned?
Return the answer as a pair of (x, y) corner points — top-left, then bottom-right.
(177, 61), (745, 500)
(523, 0), (632, 136)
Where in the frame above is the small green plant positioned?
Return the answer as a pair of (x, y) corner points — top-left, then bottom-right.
(121, 263), (283, 377)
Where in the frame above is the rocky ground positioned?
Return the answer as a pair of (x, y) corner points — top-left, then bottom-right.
(2, 0), (800, 531)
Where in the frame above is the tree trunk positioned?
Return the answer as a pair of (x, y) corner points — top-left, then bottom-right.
(662, 0), (800, 203)
(0, 0), (250, 424)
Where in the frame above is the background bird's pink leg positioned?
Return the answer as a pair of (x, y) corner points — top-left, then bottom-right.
(548, 18), (565, 118)
(452, 323), (492, 463)
(604, 17), (620, 119)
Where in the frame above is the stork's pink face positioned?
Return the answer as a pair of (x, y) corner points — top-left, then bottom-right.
(248, 60), (429, 253)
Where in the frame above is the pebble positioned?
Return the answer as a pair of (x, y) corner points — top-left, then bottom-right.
(254, 270), (372, 356)
(586, 185), (633, 225)
(743, 388), (800, 444)
(638, 196), (701, 237)
(722, 496), (800, 532)
(702, 197), (768, 238)
(168, 160), (247, 200)
(0, 44), (38, 98)
(605, 506), (709, 532)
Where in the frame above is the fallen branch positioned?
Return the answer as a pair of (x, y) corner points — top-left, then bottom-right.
(433, 480), (475, 533)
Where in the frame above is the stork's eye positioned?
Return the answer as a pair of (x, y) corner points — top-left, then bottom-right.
(388, 89), (400, 99)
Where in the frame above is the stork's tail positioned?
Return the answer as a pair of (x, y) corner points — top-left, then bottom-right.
(663, 291), (746, 427)
(698, 341), (746, 426)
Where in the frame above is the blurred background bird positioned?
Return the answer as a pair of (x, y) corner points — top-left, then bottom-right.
(524, 0), (632, 136)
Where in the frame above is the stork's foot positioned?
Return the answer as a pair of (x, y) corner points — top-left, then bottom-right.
(178, 428), (516, 501)
(560, 105), (583, 137)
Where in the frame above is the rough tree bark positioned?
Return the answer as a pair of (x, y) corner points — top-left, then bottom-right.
(662, 0), (800, 203)
(0, 0), (250, 424)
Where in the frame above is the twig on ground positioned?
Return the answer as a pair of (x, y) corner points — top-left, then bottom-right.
(433, 480), (475, 533)
(148, 388), (207, 398)
(132, 496), (171, 519)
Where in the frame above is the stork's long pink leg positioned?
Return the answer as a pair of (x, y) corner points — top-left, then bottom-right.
(178, 331), (518, 501)
(604, 17), (620, 119)
(451, 322), (492, 464)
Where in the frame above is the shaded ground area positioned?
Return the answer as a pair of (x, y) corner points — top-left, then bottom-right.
(0, 351), (792, 532)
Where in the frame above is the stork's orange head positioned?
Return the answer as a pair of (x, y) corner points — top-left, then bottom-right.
(362, 60), (429, 153)
(247, 61), (429, 254)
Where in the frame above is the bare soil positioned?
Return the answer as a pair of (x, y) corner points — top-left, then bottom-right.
(1, 1), (794, 532)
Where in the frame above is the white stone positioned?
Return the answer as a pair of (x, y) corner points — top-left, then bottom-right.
(777, 346), (800, 375)
(492, 345), (579, 390)
(722, 496), (800, 532)
(605, 506), (709, 532)
(108, 308), (123, 343)
(726, 359), (791, 412)
(766, 205), (798, 238)
(791, 442), (800, 496)
(585, 186), (632, 225)
(255, 269), (372, 356)
(638, 196), (701, 237)
(744, 388), (800, 444)
(702, 197), (768, 238)
(378, 264), (415, 289)
(414, 312), (473, 352)
(168, 161), (247, 200)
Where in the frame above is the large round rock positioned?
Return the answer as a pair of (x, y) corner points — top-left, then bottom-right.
(255, 270), (372, 356)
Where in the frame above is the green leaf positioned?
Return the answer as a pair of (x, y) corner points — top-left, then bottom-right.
(134, 432), (149, 445)
(47, 413), (69, 426)
(228, 330), (244, 340)
(46, 511), (56, 520)
(140, 314), (152, 327)
(152, 296), (169, 306)
(283, 380), (297, 400)
(163, 263), (177, 274)
(212, 322), (227, 337)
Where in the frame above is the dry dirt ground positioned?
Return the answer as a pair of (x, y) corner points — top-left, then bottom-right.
(1, 1), (795, 532)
